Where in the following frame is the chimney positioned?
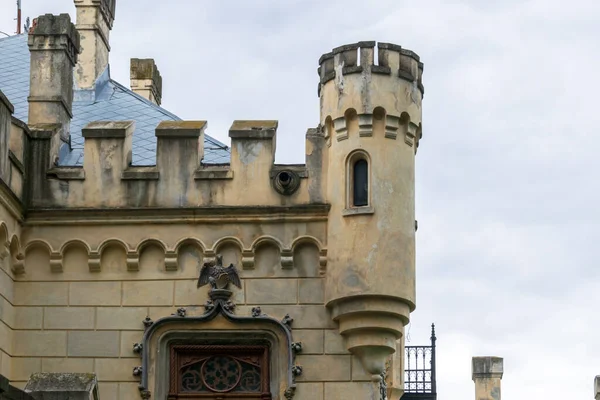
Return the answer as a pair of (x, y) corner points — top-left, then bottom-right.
(595, 376), (600, 400)
(74, 0), (116, 89)
(472, 357), (503, 400)
(130, 58), (163, 106)
(28, 13), (81, 162)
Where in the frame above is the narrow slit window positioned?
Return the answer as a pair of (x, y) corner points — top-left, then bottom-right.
(353, 159), (368, 207)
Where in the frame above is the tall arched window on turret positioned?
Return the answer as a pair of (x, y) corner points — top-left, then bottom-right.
(346, 151), (371, 212)
(353, 159), (368, 207)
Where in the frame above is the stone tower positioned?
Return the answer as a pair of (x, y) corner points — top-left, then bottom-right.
(320, 41), (424, 381)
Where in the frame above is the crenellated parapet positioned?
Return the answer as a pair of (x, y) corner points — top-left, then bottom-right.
(318, 41), (423, 96)
(28, 120), (326, 209)
(319, 42), (423, 154)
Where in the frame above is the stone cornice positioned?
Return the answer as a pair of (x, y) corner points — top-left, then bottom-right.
(24, 204), (330, 226)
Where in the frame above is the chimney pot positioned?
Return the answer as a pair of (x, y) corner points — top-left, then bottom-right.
(472, 356), (503, 400)
(130, 58), (163, 106)
(74, 0), (117, 90)
(27, 13), (81, 166)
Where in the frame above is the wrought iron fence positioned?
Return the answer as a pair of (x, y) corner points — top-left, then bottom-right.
(402, 324), (437, 400)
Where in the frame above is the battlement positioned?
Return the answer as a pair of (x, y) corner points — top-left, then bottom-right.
(318, 41), (424, 153)
(318, 41), (424, 97)
(18, 117), (326, 209)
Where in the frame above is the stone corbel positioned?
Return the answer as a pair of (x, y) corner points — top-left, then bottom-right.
(49, 253), (63, 273)
(164, 250), (178, 272)
(281, 249), (293, 269)
(385, 115), (400, 140)
(319, 250), (328, 276)
(241, 250), (254, 270)
(126, 251), (139, 272)
(88, 252), (101, 272)
(11, 253), (24, 275)
(405, 122), (418, 147)
(358, 114), (373, 137)
(333, 117), (348, 142)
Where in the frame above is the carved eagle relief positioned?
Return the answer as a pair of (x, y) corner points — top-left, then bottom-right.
(197, 254), (242, 290)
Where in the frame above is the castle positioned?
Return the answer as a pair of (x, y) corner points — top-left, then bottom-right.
(0, 1), (506, 399)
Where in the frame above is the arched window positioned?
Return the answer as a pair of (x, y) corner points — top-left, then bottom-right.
(353, 159), (369, 207)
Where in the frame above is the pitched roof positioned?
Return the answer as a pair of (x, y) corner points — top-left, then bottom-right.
(0, 34), (230, 166)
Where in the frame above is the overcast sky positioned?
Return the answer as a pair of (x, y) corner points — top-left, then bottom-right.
(2, 0), (600, 398)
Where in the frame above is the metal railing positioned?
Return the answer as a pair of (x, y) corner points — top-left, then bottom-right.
(402, 324), (437, 400)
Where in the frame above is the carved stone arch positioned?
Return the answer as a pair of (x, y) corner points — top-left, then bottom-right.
(137, 239), (168, 273)
(291, 236), (326, 277)
(290, 236), (324, 252)
(60, 240), (90, 274)
(324, 115), (333, 146)
(97, 238), (130, 273)
(174, 238), (205, 274)
(139, 294), (301, 399)
(97, 238), (130, 254)
(24, 239), (52, 273)
(212, 236), (245, 253)
(251, 235), (283, 252)
(252, 236), (284, 272)
(372, 106), (386, 137)
(0, 222), (9, 257)
(344, 107), (358, 133)
(24, 239), (53, 254)
(174, 238), (206, 254)
(60, 239), (91, 256)
(137, 238), (167, 254)
(212, 237), (245, 270)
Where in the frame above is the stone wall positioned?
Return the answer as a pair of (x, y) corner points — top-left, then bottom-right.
(5, 215), (382, 399)
(0, 205), (24, 383)
(0, 91), (26, 383)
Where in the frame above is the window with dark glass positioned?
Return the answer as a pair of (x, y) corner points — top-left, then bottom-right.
(168, 345), (270, 399)
(353, 159), (369, 207)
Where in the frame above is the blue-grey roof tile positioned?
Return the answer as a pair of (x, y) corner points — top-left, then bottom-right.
(0, 34), (230, 166)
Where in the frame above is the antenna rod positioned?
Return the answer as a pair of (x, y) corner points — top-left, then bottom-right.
(16, 0), (22, 34)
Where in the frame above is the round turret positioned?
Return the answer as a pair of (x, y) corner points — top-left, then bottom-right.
(320, 41), (424, 380)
